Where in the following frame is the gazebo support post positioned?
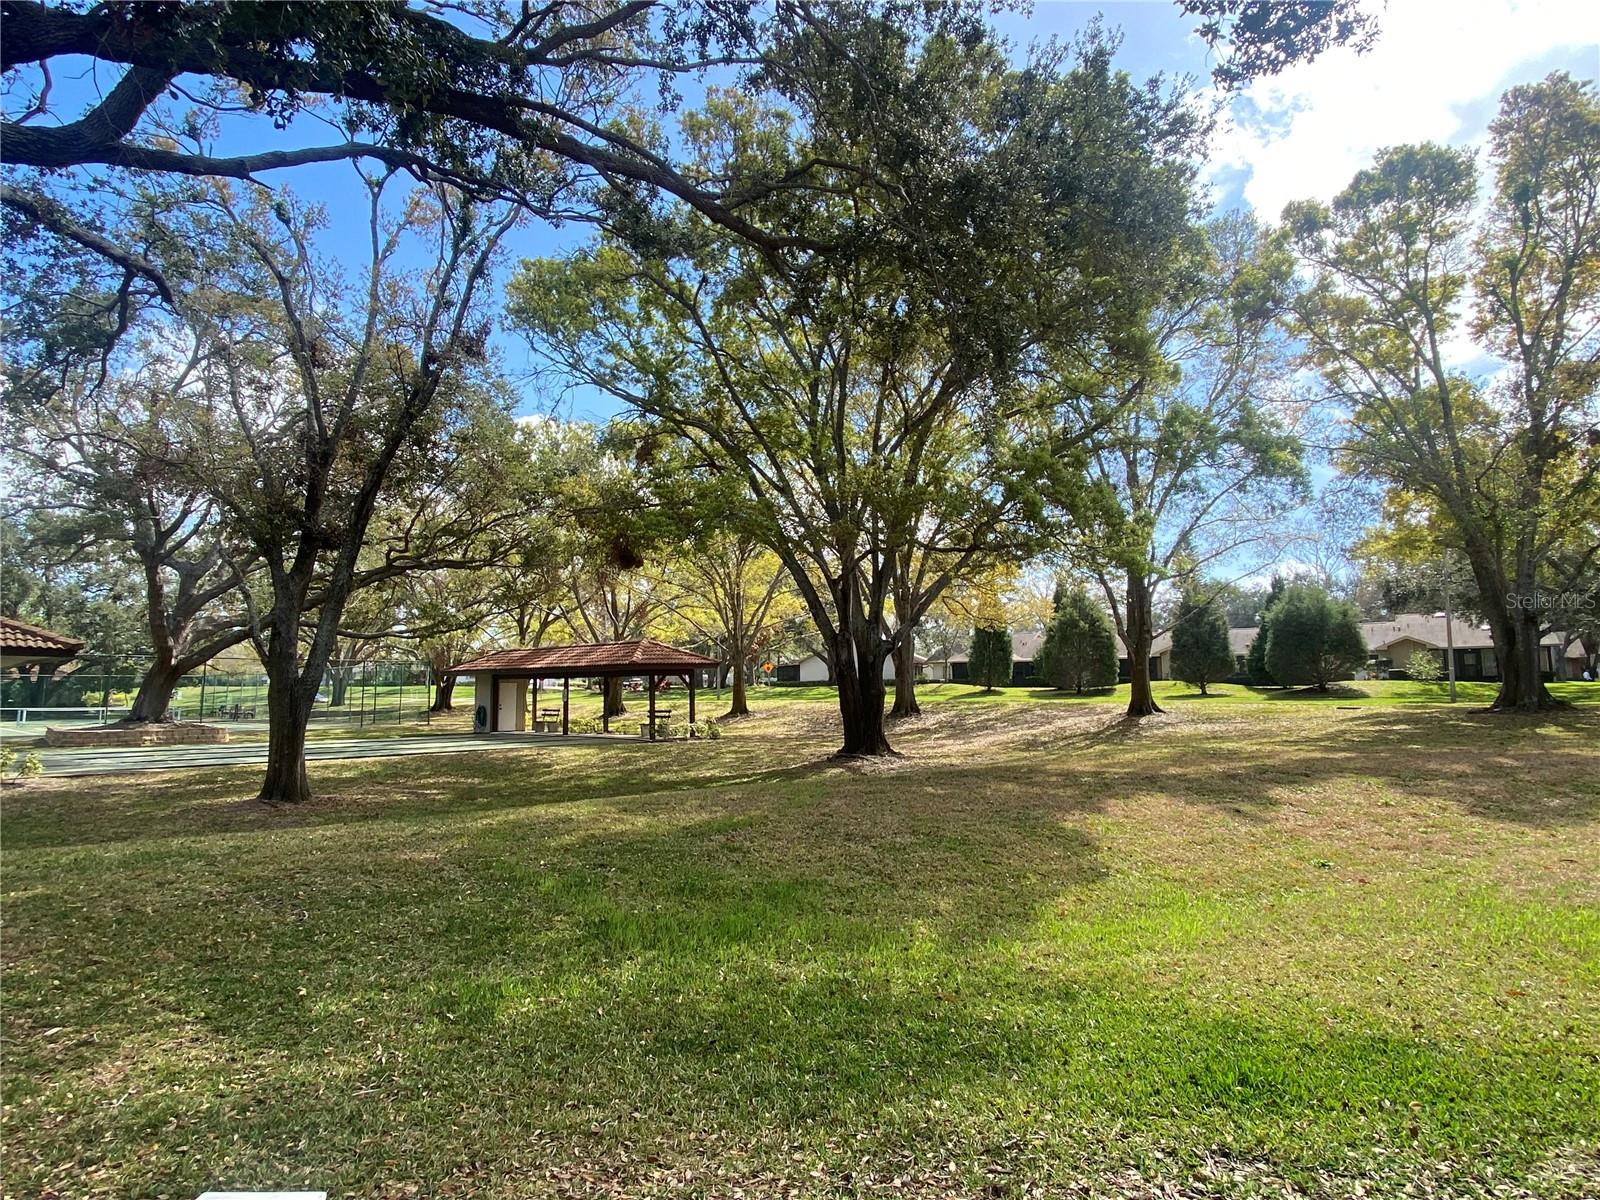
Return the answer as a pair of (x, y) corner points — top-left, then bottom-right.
(602, 674), (609, 735)
(687, 671), (696, 735)
(648, 673), (658, 741)
(562, 676), (570, 736)
(531, 676), (538, 733)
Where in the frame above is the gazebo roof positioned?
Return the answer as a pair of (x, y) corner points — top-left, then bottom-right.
(1, 615), (84, 664)
(450, 638), (718, 677)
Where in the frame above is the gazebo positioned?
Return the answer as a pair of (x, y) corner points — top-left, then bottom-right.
(452, 638), (720, 740)
(1, 616), (83, 673)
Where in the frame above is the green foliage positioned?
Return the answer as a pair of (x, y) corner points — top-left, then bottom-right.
(1049, 212), (1306, 681)
(1406, 649), (1445, 683)
(969, 627), (1014, 691)
(507, 26), (1203, 755)
(1245, 574), (1287, 685)
(1180, 0), (1379, 88)
(1038, 587), (1119, 693)
(1286, 74), (1600, 711)
(1170, 592), (1235, 695)
(1262, 585), (1367, 691)
(19, 753), (44, 779)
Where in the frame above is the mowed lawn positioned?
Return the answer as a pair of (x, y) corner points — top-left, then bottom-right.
(3, 696), (1598, 1197)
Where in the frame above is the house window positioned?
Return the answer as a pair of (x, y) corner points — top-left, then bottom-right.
(775, 664), (800, 683)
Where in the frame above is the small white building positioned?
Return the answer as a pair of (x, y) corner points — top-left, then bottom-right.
(774, 650), (926, 684)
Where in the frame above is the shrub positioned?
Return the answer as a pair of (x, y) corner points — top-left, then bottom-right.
(1262, 585), (1367, 691)
(1405, 648), (1444, 682)
(969, 627), (1013, 691)
(1170, 592), (1235, 695)
(1245, 575), (1287, 685)
(20, 752), (43, 778)
(1038, 586), (1118, 693)
(0, 746), (15, 776)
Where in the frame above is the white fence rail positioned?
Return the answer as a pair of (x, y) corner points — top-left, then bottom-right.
(1, 706), (153, 725)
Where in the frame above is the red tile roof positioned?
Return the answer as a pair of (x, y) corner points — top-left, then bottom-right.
(0, 616), (84, 656)
(450, 638), (719, 676)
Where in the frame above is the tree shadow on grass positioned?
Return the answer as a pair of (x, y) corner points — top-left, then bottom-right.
(7, 701), (1598, 1194)
(0, 745), (843, 852)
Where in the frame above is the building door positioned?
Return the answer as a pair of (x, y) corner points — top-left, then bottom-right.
(497, 677), (524, 731)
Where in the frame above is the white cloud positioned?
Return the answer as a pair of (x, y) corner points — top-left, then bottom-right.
(1207, 0), (1599, 222)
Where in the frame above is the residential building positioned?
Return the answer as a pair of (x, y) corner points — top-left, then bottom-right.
(917, 613), (1590, 687)
(922, 630), (1176, 686)
(774, 649), (928, 684)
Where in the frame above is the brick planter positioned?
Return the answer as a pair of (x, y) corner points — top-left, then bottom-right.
(43, 722), (230, 748)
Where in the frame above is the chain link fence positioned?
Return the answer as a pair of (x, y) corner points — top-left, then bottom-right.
(2, 655), (437, 732)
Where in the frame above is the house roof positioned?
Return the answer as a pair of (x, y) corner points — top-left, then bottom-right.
(450, 638), (719, 676)
(1226, 616), (1585, 659)
(902, 612), (1592, 669)
(0, 616), (84, 660)
(1359, 615), (1582, 655)
(1360, 615), (1494, 652)
(942, 628), (1171, 664)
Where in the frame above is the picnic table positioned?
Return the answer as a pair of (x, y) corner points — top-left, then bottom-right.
(214, 704), (256, 721)
(638, 708), (673, 738)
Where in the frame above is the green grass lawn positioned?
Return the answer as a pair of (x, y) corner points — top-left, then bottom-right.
(3, 697), (1597, 1197)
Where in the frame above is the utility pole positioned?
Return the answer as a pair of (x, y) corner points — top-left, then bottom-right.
(1442, 551), (1458, 704)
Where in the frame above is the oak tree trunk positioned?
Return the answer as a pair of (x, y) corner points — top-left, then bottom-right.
(604, 675), (627, 717)
(1488, 606), (1558, 711)
(1125, 574), (1163, 718)
(257, 630), (316, 806)
(124, 658), (184, 724)
(834, 631), (894, 757)
(429, 673), (457, 712)
(889, 636), (920, 718)
(727, 662), (750, 717)
(1465, 546), (1559, 712)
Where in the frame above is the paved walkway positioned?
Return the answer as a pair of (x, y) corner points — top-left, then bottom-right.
(32, 732), (646, 778)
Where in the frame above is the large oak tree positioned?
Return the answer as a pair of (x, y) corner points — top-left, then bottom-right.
(511, 26), (1201, 756)
(1287, 73), (1600, 711)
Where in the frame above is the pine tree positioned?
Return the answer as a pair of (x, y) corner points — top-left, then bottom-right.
(1262, 585), (1367, 691)
(1038, 587), (1120, 693)
(1245, 574), (1286, 686)
(1170, 591), (1235, 695)
(969, 627), (1014, 692)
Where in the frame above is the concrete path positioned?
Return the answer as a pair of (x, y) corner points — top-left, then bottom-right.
(31, 732), (646, 778)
